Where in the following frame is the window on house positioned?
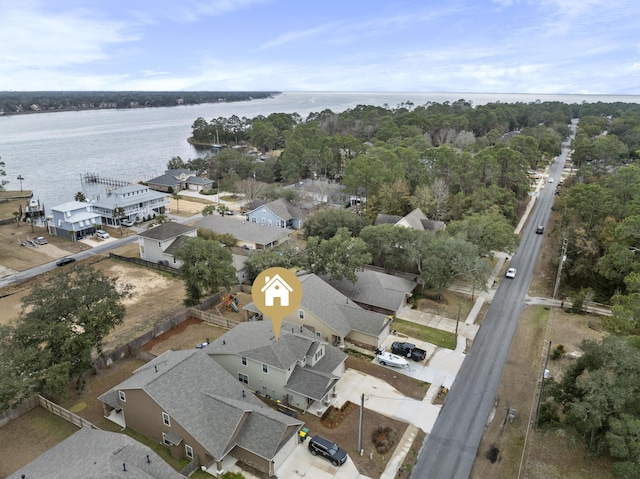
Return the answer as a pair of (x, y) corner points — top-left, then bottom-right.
(242, 356), (247, 366)
(185, 444), (194, 459)
(262, 208), (266, 215)
(262, 364), (268, 373)
(118, 390), (126, 402)
(299, 310), (305, 319)
(276, 221), (280, 227)
(316, 331), (321, 337)
(162, 412), (170, 426)
(238, 373), (248, 384)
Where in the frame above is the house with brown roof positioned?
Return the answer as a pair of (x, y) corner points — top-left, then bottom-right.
(99, 350), (302, 477)
(205, 320), (347, 416)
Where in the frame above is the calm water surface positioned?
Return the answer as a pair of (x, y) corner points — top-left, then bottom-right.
(1, 91), (639, 212)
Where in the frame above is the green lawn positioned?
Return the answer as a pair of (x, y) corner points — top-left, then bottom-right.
(392, 318), (457, 350)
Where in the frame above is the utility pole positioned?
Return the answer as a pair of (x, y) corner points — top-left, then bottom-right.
(17, 175), (24, 191)
(455, 303), (461, 338)
(358, 393), (364, 455)
(553, 237), (568, 299)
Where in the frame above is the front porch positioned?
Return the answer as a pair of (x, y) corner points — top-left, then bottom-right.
(103, 408), (125, 428)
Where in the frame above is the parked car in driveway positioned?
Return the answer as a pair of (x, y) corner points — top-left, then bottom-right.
(505, 267), (517, 278)
(391, 341), (427, 361)
(35, 236), (48, 245)
(308, 435), (348, 466)
(96, 229), (110, 239)
(120, 219), (134, 227)
(56, 257), (76, 266)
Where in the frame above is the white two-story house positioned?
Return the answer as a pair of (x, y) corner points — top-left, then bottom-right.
(91, 184), (169, 226)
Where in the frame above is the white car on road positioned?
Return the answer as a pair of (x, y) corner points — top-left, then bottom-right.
(505, 267), (517, 278)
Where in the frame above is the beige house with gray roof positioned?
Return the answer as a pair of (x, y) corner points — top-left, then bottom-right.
(245, 273), (393, 350)
(205, 320), (347, 416)
(197, 215), (292, 250)
(99, 349), (302, 477)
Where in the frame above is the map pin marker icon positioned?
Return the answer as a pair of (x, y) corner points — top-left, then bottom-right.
(252, 267), (302, 340)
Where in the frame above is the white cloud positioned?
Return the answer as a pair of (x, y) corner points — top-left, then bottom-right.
(0, 1), (137, 70)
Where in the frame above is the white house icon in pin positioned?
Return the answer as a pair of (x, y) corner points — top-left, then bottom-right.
(261, 274), (293, 307)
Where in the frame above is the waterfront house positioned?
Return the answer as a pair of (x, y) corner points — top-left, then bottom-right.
(137, 222), (198, 268)
(99, 350), (302, 477)
(91, 184), (169, 226)
(205, 320), (347, 416)
(245, 272), (393, 349)
(7, 428), (186, 479)
(146, 169), (214, 193)
(245, 198), (306, 229)
(49, 200), (102, 240)
(196, 215), (292, 250)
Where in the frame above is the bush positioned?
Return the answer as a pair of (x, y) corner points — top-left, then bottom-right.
(551, 344), (565, 360)
(371, 426), (398, 454)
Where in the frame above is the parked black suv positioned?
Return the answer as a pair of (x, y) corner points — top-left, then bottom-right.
(391, 341), (427, 361)
(308, 435), (348, 466)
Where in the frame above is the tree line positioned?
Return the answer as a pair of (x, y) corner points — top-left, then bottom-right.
(0, 91), (279, 115)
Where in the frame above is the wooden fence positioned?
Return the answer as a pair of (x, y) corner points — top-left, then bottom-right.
(189, 308), (242, 329)
(37, 395), (98, 429)
(0, 394), (39, 428)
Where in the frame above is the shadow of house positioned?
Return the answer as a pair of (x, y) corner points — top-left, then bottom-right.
(99, 350), (302, 477)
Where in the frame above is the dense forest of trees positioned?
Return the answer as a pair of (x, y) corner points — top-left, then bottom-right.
(0, 91), (279, 115)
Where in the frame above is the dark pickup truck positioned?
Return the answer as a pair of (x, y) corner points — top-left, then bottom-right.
(391, 341), (427, 361)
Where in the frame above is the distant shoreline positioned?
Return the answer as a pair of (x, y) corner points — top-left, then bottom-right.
(0, 91), (281, 116)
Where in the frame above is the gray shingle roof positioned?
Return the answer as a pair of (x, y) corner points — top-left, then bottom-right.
(401, 208), (429, 229)
(98, 350), (301, 463)
(7, 428), (185, 479)
(206, 320), (347, 401)
(196, 215), (292, 246)
(248, 198), (305, 222)
(375, 213), (402, 225)
(324, 269), (416, 313)
(297, 273), (392, 337)
(137, 222), (197, 240)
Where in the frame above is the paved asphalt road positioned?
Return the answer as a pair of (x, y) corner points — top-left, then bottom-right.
(0, 213), (202, 289)
(411, 122), (577, 479)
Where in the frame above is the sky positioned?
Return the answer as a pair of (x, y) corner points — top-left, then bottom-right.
(1, 0), (639, 94)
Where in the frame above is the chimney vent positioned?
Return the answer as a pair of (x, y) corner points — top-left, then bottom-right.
(146, 454), (151, 464)
(123, 463), (127, 471)
(223, 340), (226, 345)
(154, 365), (158, 373)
